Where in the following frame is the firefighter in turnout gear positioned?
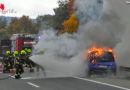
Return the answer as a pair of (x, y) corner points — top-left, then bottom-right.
(26, 49), (34, 72)
(14, 51), (24, 79)
(3, 51), (12, 73)
(20, 50), (27, 65)
(9, 52), (14, 69)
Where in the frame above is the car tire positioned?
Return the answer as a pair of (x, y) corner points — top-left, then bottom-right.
(87, 70), (91, 77)
(113, 69), (117, 76)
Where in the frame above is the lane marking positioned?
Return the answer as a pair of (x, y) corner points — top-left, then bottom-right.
(9, 75), (35, 80)
(22, 77), (34, 80)
(74, 77), (130, 90)
(27, 82), (40, 88)
(9, 75), (15, 78)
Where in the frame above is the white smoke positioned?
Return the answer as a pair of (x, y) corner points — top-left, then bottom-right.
(74, 0), (103, 24)
(104, 0), (130, 67)
(31, 0), (130, 78)
(32, 29), (86, 77)
(74, 0), (124, 50)
(76, 0), (130, 67)
(34, 29), (80, 58)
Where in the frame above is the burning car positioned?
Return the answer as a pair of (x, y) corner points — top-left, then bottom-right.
(86, 46), (117, 77)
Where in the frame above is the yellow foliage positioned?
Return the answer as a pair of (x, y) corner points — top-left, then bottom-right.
(60, 14), (78, 34)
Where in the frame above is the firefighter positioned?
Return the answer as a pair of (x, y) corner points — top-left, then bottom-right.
(9, 52), (14, 69)
(27, 49), (32, 55)
(19, 50), (27, 64)
(3, 51), (11, 73)
(24, 48), (28, 53)
(14, 50), (24, 79)
(26, 49), (34, 72)
(13, 51), (19, 62)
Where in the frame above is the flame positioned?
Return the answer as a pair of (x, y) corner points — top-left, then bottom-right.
(107, 48), (113, 53)
(91, 59), (96, 64)
(82, 46), (117, 60)
(87, 46), (105, 57)
(107, 48), (117, 59)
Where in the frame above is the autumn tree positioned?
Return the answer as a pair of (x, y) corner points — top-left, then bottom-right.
(67, 0), (74, 13)
(7, 17), (19, 34)
(53, 0), (70, 30)
(59, 14), (78, 34)
(7, 16), (38, 34)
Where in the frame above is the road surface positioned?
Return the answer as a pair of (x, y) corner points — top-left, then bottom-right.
(0, 69), (130, 90)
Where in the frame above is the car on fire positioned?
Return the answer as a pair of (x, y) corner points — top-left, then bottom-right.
(86, 47), (117, 77)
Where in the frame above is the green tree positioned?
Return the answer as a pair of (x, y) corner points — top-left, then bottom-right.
(36, 0), (70, 31)
(53, 0), (70, 30)
(0, 29), (9, 40)
(0, 18), (7, 29)
(36, 15), (55, 29)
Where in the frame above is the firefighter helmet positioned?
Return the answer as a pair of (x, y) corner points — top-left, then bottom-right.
(6, 51), (10, 55)
(14, 51), (18, 55)
(27, 49), (31, 53)
(24, 48), (28, 52)
(21, 50), (26, 54)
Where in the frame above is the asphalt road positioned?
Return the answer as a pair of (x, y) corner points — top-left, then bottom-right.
(0, 71), (130, 90)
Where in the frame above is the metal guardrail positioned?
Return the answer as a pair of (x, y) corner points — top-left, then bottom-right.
(119, 66), (130, 72)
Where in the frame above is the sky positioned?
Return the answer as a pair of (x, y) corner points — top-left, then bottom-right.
(0, 0), (58, 18)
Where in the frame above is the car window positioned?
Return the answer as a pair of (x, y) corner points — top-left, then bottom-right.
(96, 52), (115, 62)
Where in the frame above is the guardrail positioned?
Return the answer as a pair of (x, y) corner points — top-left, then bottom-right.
(119, 66), (130, 72)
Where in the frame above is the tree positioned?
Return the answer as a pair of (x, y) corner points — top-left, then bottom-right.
(67, 0), (74, 13)
(36, 0), (70, 31)
(59, 14), (78, 34)
(53, 0), (70, 30)
(36, 15), (55, 29)
(7, 16), (39, 34)
(0, 29), (9, 40)
(0, 18), (7, 29)
(7, 17), (19, 34)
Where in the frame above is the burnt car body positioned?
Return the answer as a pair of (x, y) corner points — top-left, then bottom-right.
(87, 52), (116, 76)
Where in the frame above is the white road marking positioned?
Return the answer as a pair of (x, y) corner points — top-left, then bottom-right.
(27, 82), (40, 88)
(9, 75), (15, 78)
(22, 77), (34, 80)
(74, 77), (130, 90)
(9, 75), (35, 80)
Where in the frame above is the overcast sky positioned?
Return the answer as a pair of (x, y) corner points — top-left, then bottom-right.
(0, 0), (58, 18)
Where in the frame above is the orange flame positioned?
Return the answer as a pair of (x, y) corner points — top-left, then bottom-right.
(107, 48), (117, 59)
(82, 46), (117, 60)
(87, 46), (105, 57)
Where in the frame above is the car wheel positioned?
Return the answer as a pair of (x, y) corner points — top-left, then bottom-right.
(113, 70), (117, 76)
(87, 70), (91, 77)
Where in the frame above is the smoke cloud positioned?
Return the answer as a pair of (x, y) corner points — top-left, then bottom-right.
(74, 0), (103, 24)
(105, 0), (130, 67)
(32, 29), (86, 77)
(74, 0), (124, 50)
(31, 0), (130, 78)
(34, 29), (80, 58)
